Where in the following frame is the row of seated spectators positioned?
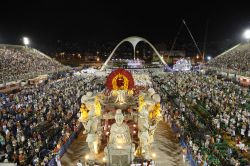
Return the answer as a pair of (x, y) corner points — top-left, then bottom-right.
(152, 71), (250, 165)
(0, 46), (68, 84)
(0, 74), (105, 165)
(208, 43), (250, 76)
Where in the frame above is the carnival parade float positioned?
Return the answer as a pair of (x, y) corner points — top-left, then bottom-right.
(78, 68), (163, 166)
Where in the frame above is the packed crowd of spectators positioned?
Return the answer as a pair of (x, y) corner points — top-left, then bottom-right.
(0, 74), (105, 165)
(0, 45), (69, 84)
(152, 71), (250, 165)
(208, 43), (250, 76)
(1, 47), (250, 166)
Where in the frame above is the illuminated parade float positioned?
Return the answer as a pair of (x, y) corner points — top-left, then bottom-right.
(79, 68), (162, 166)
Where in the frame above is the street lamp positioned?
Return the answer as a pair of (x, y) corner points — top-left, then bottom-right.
(243, 29), (250, 42)
(23, 37), (30, 46)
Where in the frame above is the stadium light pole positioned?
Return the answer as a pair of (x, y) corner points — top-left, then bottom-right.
(206, 56), (212, 64)
(23, 37), (30, 47)
(243, 29), (250, 42)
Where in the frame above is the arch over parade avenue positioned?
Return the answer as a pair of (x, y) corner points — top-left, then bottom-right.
(100, 36), (167, 71)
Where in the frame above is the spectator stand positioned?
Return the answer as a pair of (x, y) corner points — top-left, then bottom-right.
(153, 72), (250, 165)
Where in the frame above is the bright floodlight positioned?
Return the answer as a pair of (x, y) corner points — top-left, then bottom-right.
(243, 29), (250, 39)
(207, 56), (211, 60)
(23, 37), (30, 46)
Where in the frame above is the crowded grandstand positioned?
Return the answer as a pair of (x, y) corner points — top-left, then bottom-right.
(0, 44), (69, 84)
(2, 0), (250, 165)
(208, 42), (250, 77)
(0, 71), (104, 165)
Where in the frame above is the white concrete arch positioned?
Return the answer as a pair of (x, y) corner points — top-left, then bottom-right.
(100, 36), (167, 71)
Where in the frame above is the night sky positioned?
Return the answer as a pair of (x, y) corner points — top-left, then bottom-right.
(0, 0), (250, 53)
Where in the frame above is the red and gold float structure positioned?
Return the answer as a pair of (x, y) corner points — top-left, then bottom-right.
(79, 68), (162, 166)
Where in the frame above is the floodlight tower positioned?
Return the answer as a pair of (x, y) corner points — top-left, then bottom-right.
(23, 37), (30, 47)
(207, 56), (211, 61)
(243, 29), (250, 42)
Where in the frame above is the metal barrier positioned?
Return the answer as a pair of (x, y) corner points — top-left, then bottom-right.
(48, 123), (83, 166)
(171, 122), (197, 166)
(179, 138), (197, 166)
